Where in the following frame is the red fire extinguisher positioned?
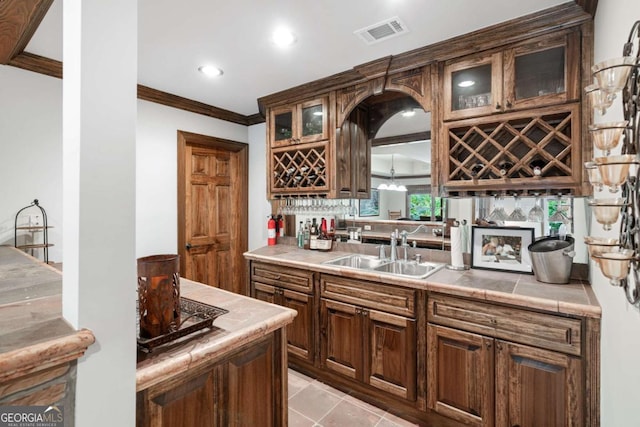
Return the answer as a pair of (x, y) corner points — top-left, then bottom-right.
(267, 216), (277, 246)
(278, 215), (285, 238)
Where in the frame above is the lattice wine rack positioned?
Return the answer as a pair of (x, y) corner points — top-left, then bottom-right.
(270, 141), (328, 195)
(444, 104), (581, 196)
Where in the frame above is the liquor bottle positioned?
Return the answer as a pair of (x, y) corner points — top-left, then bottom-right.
(309, 218), (319, 250)
(316, 218), (332, 251)
(328, 218), (335, 239)
(303, 219), (311, 250)
(297, 221), (304, 248)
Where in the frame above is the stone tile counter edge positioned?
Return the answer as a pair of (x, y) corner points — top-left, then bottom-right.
(136, 279), (297, 392)
(244, 245), (601, 318)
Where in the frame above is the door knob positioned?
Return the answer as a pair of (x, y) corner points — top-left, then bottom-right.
(186, 243), (192, 250)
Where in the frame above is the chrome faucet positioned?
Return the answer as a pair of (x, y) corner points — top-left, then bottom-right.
(400, 224), (431, 247)
(390, 230), (399, 262)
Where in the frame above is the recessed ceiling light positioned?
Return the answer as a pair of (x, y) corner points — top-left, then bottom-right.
(272, 27), (297, 47)
(198, 65), (224, 78)
(457, 80), (475, 88)
(402, 110), (416, 118)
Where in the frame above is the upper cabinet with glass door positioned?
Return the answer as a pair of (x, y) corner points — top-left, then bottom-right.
(443, 31), (579, 121)
(269, 96), (329, 148)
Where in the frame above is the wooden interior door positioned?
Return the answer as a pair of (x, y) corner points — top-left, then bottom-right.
(178, 131), (248, 295)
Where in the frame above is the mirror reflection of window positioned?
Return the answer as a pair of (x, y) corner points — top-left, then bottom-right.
(371, 110), (432, 220)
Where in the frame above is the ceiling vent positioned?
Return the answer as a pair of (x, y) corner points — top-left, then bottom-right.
(354, 17), (409, 45)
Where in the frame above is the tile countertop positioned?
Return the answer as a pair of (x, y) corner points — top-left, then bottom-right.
(136, 279), (297, 391)
(244, 245), (601, 319)
(0, 246), (95, 383)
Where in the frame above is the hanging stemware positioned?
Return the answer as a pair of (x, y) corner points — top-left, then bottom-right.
(487, 196), (508, 223)
(508, 195), (527, 221)
(527, 194), (544, 222)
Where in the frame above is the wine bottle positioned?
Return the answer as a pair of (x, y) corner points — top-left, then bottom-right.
(309, 218), (319, 250)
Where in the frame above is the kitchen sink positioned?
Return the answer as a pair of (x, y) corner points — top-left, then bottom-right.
(323, 254), (444, 279)
(373, 261), (444, 279)
(323, 254), (389, 270)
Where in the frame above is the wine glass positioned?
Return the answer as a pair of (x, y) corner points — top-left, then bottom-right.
(527, 195), (544, 222)
(487, 196), (508, 223)
(508, 195), (527, 221)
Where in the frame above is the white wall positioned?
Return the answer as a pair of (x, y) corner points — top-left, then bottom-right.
(136, 100), (248, 257)
(248, 123), (272, 250)
(0, 66), (63, 262)
(593, 2), (640, 425)
(0, 68), (252, 263)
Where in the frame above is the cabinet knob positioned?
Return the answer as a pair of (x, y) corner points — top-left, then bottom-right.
(362, 309), (369, 317)
(485, 342), (492, 349)
(186, 243), (192, 250)
(495, 102), (502, 110)
(506, 100), (513, 109)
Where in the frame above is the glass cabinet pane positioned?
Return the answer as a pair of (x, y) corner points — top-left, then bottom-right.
(274, 111), (293, 141)
(514, 46), (565, 100)
(301, 104), (324, 137)
(451, 64), (492, 111)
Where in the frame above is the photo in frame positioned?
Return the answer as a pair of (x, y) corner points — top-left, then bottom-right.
(470, 226), (535, 274)
(358, 189), (379, 217)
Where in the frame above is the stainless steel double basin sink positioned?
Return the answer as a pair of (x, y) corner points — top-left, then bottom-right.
(322, 254), (444, 279)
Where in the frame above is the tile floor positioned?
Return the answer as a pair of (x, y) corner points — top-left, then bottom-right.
(288, 369), (418, 427)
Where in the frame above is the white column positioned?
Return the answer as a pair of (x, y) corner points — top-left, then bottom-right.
(62, 1), (137, 426)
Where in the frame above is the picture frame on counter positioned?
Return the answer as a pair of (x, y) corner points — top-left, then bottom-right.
(471, 225), (535, 274)
(358, 189), (379, 217)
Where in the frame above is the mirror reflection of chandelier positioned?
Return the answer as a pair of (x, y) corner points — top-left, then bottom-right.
(377, 154), (407, 191)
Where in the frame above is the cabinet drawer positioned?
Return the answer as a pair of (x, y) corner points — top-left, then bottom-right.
(320, 274), (416, 318)
(251, 262), (314, 293)
(427, 294), (582, 356)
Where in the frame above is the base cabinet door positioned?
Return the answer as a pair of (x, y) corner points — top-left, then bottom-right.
(137, 334), (285, 427)
(427, 324), (494, 427)
(321, 298), (363, 380)
(281, 288), (314, 362)
(253, 282), (315, 364)
(220, 339), (277, 427)
(366, 309), (416, 401)
(321, 298), (417, 402)
(495, 340), (583, 427)
(141, 370), (218, 427)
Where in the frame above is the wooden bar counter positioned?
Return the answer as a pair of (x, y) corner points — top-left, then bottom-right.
(0, 247), (94, 415)
(136, 279), (297, 427)
(0, 246), (296, 427)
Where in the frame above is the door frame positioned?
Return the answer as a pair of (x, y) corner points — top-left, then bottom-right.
(177, 130), (249, 294)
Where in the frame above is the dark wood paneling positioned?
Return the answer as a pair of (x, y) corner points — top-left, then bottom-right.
(0, 0), (53, 64)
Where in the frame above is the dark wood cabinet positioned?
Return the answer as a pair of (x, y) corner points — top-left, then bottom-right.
(334, 105), (370, 199)
(137, 334), (286, 427)
(495, 340), (583, 427)
(255, 283), (314, 363)
(427, 294), (585, 427)
(443, 31), (580, 121)
(251, 262), (316, 365)
(269, 96), (329, 148)
(320, 275), (417, 401)
(427, 324), (494, 427)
